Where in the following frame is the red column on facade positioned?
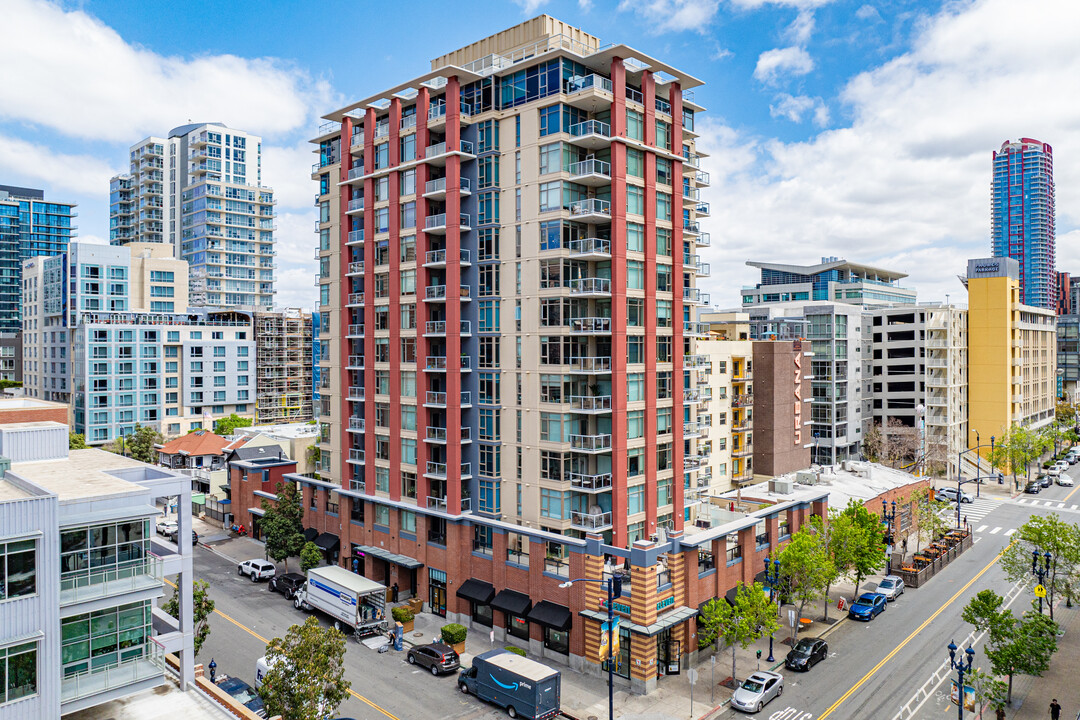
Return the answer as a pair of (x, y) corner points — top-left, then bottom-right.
(388, 98), (403, 501)
(444, 77), (463, 515)
(670, 82), (686, 532)
(363, 107), (378, 497)
(339, 116), (354, 513)
(609, 58), (629, 545)
(642, 70), (659, 534)
(415, 88), (433, 508)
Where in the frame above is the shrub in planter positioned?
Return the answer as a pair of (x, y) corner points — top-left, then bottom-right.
(505, 646), (526, 657)
(392, 606), (414, 624)
(441, 623), (467, 646)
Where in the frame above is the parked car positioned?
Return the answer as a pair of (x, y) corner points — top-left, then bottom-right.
(1058, 475), (1075, 487)
(1025, 480), (1043, 494)
(847, 593), (887, 621)
(237, 559), (276, 582)
(156, 517), (178, 536)
(216, 676), (267, 717)
(730, 670), (784, 713)
(784, 638), (827, 672)
(935, 487), (973, 504)
(1066, 453), (1078, 465)
(1039, 474), (1053, 488)
(407, 642), (461, 676)
(876, 575), (905, 601)
(268, 572), (306, 600)
(1047, 466), (1063, 479)
(169, 528), (198, 546)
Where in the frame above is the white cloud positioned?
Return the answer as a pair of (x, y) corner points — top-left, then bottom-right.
(855, 4), (882, 22)
(753, 46), (815, 84)
(710, 43), (735, 61)
(783, 10), (816, 44)
(0, 0), (333, 143)
(578, 0), (594, 10)
(769, 94), (829, 126)
(272, 210), (318, 310)
(696, 0), (1080, 308)
(0, 133), (120, 195)
(513, 0), (551, 13)
(617, 0), (721, 34)
(729, 0), (835, 9)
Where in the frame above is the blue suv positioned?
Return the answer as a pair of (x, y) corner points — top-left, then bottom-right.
(848, 593), (887, 621)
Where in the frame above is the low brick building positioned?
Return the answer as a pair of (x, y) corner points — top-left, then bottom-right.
(227, 455), (299, 540)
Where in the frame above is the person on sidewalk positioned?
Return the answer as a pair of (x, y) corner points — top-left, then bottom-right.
(1050, 698), (1061, 720)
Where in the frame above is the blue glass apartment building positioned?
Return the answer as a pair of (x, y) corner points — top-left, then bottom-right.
(741, 257), (915, 308)
(0, 185), (77, 332)
(991, 138), (1056, 311)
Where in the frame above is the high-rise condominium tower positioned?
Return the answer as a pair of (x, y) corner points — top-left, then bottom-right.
(109, 123), (276, 310)
(991, 138), (1055, 311)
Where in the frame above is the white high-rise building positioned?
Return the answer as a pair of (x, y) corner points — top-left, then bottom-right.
(109, 123), (276, 310)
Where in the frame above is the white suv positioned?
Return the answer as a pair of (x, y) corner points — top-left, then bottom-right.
(237, 559), (276, 582)
(935, 487), (973, 504)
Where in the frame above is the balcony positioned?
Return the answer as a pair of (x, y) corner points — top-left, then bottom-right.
(569, 198), (611, 222)
(423, 140), (476, 166)
(61, 642), (165, 706)
(684, 321), (710, 338)
(348, 386), (365, 401)
(570, 317), (611, 335)
(569, 277), (611, 297)
(731, 393), (753, 407)
(570, 472), (613, 492)
(423, 176), (472, 200)
(683, 152), (702, 169)
(346, 165), (366, 182)
(696, 170), (711, 186)
(424, 213), (472, 234)
(684, 287), (709, 305)
(684, 422), (704, 439)
(695, 201), (711, 217)
(732, 446), (753, 458)
(424, 284), (447, 302)
(348, 448), (365, 464)
(683, 186), (700, 203)
(424, 248), (472, 268)
(346, 355), (365, 369)
(348, 417), (365, 433)
(568, 237), (611, 259)
(567, 356), (612, 374)
(568, 120), (611, 150)
(347, 229), (364, 246)
(568, 158), (611, 186)
(697, 232), (711, 247)
(346, 324), (364, 338)
(565, 74), (614, 112)
(685, 354), (709, 369)
(683, 221), (701, 236)
(347, 198), (365, 214)
(347, 292), (365, 307)
(59, 556), (162, 607)
(570, 395), (612, 413)
(426, 495), (448, 512)
(570, 433), (612, 453)
(570, 510), (613, 532)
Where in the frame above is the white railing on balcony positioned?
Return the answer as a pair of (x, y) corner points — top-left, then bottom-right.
(349, 448), (365, 462)
(425, 177), (472, 195)
(349, 417), (365, 432)
(425, 285), (447, 300)
(348, 198), (365, 212)
(571, 510), (613, 530)
(401, 115), (417, 130)
(571, 395), (612, 411)
(570, 277), (611, 294)
(567, 74), (613, 94)
(569, 198), (611, 218)
(347, 355), (364, 368)
(570, 472), (613, 491)
(568, 356), (612, 372)
(426, 320), (446, 334)
(569, 120), (611, 139)
(347, 230), (364, 244)
(347, 324), (364, 336)
(427, 427), (448, 442)
(425, 213), (446, 230)
(348, 292), (365, 305)
(570, 434), (612, 451)
(61, 641), (164, 704)
(569, 158), (611, 178)
(426, 390), (447, 404)
(427, 461), (448, 477)
(568, 237), (610, 256)
(427, 495), (448, 512)
(60, 556), (163, 603)
(348, 386), (365, 400)
(571, 317), (612, 333)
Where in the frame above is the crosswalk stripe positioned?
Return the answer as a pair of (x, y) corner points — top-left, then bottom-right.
(976, 525), (988, 533)
(1005, 529), (1016, 536)
(990, 527), (1002, 534)
(1058, 503), (1065, 508)
(1072, 505), (1077, 510)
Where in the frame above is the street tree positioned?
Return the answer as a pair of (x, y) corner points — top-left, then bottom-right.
(913, 494), (951, 552)
(69, 432), (87, 450)
(839, 500), (886, 597)
(261, 481), (306, 570)
(992, 424), (1044, 486)
(162, 579), (215, 657)
(999, 513), (1080, 621)
(810, 512), (854, 622)
(259, 616), (351, 720)
(700, 582), (778, 686)
(965, 667), (1008, 714)
(777, 530), (833, 626)
(105, 424), (164, 464)
(214, 413), (253, 436)
(300, 541), (323, 573)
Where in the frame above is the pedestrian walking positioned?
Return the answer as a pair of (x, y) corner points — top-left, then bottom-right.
(1050, 698), (1061, 720)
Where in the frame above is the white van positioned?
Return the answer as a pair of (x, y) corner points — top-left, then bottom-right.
(254, 656), (277, 690)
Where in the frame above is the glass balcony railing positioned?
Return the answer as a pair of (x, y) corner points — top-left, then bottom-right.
(59, 556), (162, 606)
(61, 641), (164, 704)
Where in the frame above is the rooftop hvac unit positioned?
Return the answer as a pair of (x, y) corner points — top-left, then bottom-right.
(795, 470), (818, 485)
(769, 478), (794, 494)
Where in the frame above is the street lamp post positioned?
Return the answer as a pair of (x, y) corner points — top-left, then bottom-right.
(881, 499), (897, 575)
(560, 574), (623, 720)
(1032, 550), (1052, 614)
(947, 641), (975, 720)
(763, 557), (781, 662)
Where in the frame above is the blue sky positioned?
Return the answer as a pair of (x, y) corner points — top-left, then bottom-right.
(2, 0), (1078, 309)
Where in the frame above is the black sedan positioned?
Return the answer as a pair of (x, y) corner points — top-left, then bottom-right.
(1025, 480), (1042, 494)
(785, 637), (828, 671)
(268, 572), (306, 600)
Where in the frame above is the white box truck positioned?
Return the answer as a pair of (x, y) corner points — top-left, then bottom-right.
(292, 565), (388, 636)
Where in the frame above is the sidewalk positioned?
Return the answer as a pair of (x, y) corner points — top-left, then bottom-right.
(999, 602), (1079, 720)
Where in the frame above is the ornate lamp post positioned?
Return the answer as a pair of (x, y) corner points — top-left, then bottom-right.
(1032, 549), (1052, 614)
(881, 499), (897, 575)
(947, 641), (975, 720)
(560, 574), (623, 720)
(763, 557), (781, 662)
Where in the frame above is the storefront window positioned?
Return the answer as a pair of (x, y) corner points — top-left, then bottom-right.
(544, 627), (569, 654)
(603, 627), (630, 679)
(507, 614), (530, 640)
(473, 602), (493, 628)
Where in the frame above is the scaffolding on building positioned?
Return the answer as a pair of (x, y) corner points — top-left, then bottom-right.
(255, 308), (314, 424)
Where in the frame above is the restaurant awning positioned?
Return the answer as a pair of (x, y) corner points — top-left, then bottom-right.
(527, 601), (572, 631)
(352, 544), (423, 570)
(579, 606), (698, 637)
(455, 579), (496, 605)
(313, 532), (340, 552)
(303, 527), (319, 542)
(491, 588), (532, 617)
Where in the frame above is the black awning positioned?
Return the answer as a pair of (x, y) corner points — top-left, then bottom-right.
(491, 589), (532, 617)
(314, 532), (340, 552)
(303, 527), (319, 542)
(456, 578), (496, 605)
(527, 601), (572, 631)
(724, 586), (738, 606)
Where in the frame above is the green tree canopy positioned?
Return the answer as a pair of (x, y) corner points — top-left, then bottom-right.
(300, 541), (323, 573)
(68, 432), (87, 450)
(810, 511), (854, 621)
(913, 494), (951, 551)
(698, 582), (779, 686)
(999, 513), (1080, 621)
(261, 481), (306, 570)
(777, 529), (833, 626)
(107, 424), (164, 464)
(838, 500), (886, 597)
(214, 413), (253, 436)
(259, 616), (351, 720)
(163, 579), (215, 657)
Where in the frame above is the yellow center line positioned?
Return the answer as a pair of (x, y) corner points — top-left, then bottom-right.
(163, 576), (400, 719)
(818, 543), (1011, 719)
(1063, 483), (1079, 503)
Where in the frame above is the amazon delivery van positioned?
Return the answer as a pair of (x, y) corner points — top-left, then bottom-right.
(458, 649), (560, 720)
